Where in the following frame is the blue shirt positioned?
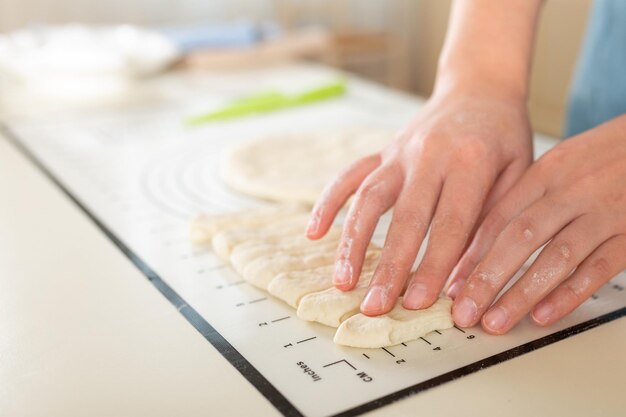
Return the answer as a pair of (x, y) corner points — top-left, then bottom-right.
(565, 0), (626, 137)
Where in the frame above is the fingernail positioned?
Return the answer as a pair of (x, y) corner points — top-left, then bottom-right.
(532, 302), (554, 325)
(404, 282), (428, 309)
(361, 286), (388, 314)
(453, 297), (478, 327)
(483, 306), (509, 332)
(306, 215), (319, 236)
(333, 260), (353, 286)
(446, 280), (464, 299)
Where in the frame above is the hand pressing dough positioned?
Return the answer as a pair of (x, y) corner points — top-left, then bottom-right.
(296, 277), (373, 327)
(333, 297), (454, 348)
(190, 204), (307, 244)
(221, 129), (393, 204)
(268, 250), (381, 307)
(193, 208), (455, 348)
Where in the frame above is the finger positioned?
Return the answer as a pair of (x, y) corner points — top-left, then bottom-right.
(480, 213), (611, 334)
(465, 159), (529, 248)
(452, 194), (578, 328)
(403, 172), (489, 310)
(333, 164), (403, 291)
(460, 161), (525, 257)
(481, 159), (530, 218)
(446, 160), (527, 299)
(446, 168), (546, 299)
(531, 233), (626, 326)
(446, 162), (526, 299)
(307, 154), (381, 239)
(360, 167), (442, 316)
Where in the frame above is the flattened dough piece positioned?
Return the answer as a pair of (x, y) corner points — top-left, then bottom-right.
(333, 297), (454, 348)
(190, 204), (307, 244)
(268, 250), (381, 307)
(221, 129), (392, 204)
(242, 249), (337, 290)
(296, 277), (373, 327)
(212, 214), (313, 259)
(229, 230), (341, 274)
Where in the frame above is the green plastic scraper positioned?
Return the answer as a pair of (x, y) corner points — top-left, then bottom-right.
(185, 80), (347, 125)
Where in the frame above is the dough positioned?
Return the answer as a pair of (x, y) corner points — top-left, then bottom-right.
(296, 276), (373, 327)
(268, 250), (381, 307)
(229, 231), (341, 274)
(268, 265), (335, 308)
(242, 249), (337, 290)
(211, 213), (312, 259)
(192, 207), (455, 348)
(221, 129), (393, 204)
(190, 203), (307, 244)
(333, 297), (454, 348)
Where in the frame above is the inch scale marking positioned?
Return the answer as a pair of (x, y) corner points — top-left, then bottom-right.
(4, 66), (626, 417)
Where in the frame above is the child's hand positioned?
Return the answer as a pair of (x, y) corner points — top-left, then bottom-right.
(306, 87), (533, 317)
(448, 115), (626, 333)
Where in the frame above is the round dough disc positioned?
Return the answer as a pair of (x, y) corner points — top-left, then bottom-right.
(221, 129), (393, 204)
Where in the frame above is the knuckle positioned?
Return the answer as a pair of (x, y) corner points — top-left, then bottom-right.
(559, 282), (579, 303)
(550, 240), (574, 264)
(516, 279), (540, 305)
(512, 289), (533, 308)
(589, 256), (612, 277)
(454, 137), (490, 164)
(482, 208), (508, 236)
(343, 208), (365, 236)
(467, 269), (501, 294)
(393, 208), (428, 233)
(335, 236), (361, 263)
(355, 180), (385, 204)
(562, 281), (585, 302)
(433, 212), (468, 237)
(380, 256), (402, 273)
(507, 216), (536, 243)
(403, 133), (438, 162)
(380, 245), (407, 266)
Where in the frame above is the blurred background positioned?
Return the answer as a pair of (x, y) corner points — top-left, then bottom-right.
(0, 0), (591, 137)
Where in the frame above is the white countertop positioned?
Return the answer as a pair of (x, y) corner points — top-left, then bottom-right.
(1, 63), (625, 417)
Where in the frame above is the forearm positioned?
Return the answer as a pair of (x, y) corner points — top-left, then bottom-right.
(435, 0), (544, 101)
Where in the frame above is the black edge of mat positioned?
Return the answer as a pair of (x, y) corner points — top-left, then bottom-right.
(0, 124), (305, 417)
(331, 305), (626, 417)
(4, 123), (625, 417)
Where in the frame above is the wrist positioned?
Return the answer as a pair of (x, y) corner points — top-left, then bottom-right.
(433, 65), (529, 104)
(432, 0), (542, 104)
